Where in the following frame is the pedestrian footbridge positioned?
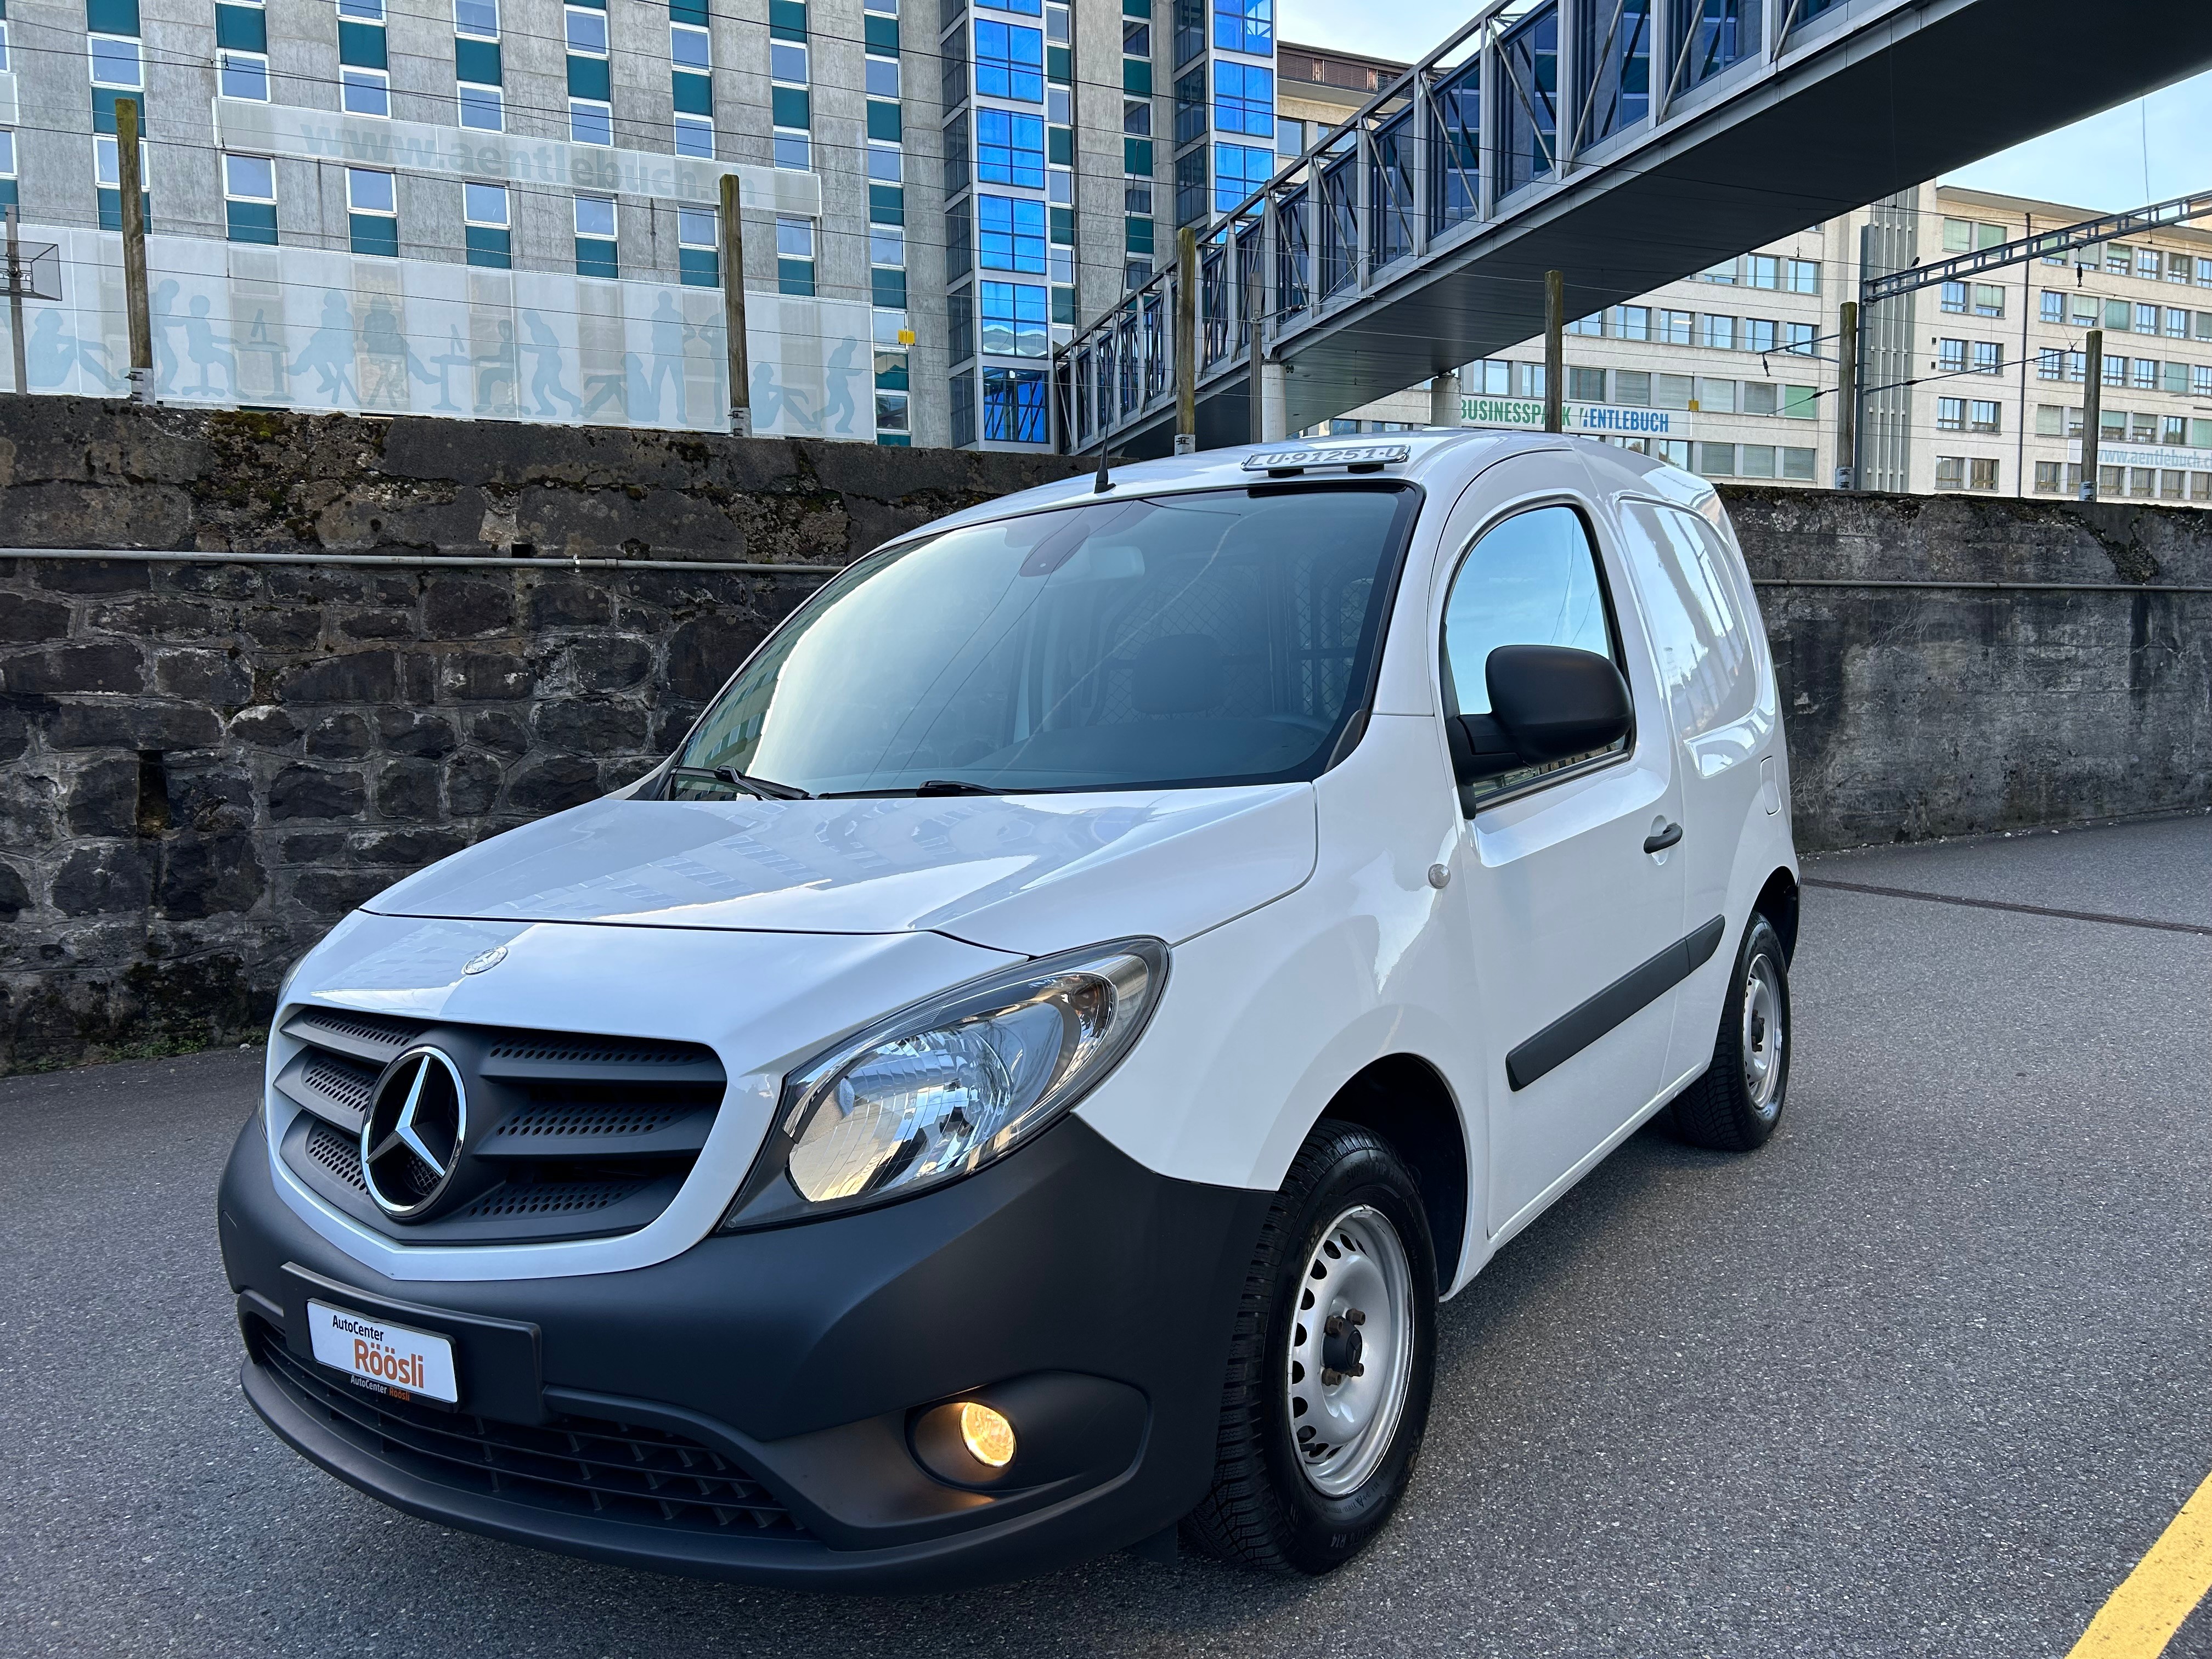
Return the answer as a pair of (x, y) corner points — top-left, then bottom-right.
(1060, 0), (2212, 455)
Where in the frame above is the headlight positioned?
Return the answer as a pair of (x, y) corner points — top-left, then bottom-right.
(718, 937), (1168, 1231)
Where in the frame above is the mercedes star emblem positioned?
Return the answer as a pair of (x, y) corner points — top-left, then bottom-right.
(360, 1047), (469, 1218)
(462, 945), (508, 975)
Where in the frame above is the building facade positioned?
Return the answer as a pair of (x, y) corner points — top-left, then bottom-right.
(9, 0), (1252, 450)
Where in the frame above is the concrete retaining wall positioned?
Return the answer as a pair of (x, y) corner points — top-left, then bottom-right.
(1, 399), (2205, 1071)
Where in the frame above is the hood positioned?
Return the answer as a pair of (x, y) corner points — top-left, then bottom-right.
(366, 785), (1317, 956)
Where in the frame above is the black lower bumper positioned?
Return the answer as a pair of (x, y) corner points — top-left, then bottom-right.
(218, 1112), (1268, 1591)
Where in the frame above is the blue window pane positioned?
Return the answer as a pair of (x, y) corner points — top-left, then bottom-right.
(979, 280), (1048, 357)
(978, 0), (1042, 12)
(978, 194), (1046, 274)
(975, 108), (1045, 187)
(1214, 61), (1272, 139)
(983, 366), (1048, 442)
(1214, 0), (1272, 54)
(1213, 143), (1271, 213)
(974, 20), (1043, 103)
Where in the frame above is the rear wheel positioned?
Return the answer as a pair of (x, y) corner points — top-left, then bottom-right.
(1183, 1120), (1436, 1575)
(1668, 913), (1791, 1152)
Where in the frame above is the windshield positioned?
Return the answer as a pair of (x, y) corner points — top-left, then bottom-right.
(672, 483), (1418, 798)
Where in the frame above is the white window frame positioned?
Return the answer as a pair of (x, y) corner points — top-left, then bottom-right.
(673, 114), (714, 158)
(222, 152), (276, 203)
(459, 82), (504, 132)
(773, 128), (810, 170)
(574, 194), (617, 240)
(92, 134), (150, 190)
(462, 180), (509, 227)
(89, 34), (143, 89)
(671, 22), (712, 70)
(346, 166), (396, 216)
(565, 5), (610, 55)
(342, 67), (391, 117)
(771, 41), (809, 85)
(339, 0), (387, 19)
(219, 50), (272, 101)
(455, 0), (500, 38)
(569, 98), (613, 146)
(676, 206), (718, 249)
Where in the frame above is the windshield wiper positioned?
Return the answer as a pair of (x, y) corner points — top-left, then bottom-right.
(915, 779), (1012, 796)
(669, 765), (813, 801)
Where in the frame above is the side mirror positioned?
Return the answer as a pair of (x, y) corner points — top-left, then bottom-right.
(1448, 645), (1631, 785)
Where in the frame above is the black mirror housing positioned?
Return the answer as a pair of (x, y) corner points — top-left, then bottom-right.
(1483, 645), (1632, 767)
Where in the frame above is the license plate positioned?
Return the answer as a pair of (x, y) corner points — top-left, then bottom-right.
(306, 1300), (459, 1404)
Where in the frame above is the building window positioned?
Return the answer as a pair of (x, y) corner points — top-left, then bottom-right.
(1615, 305), (1651, 342)
(340, 67), (389, 115)
(982, 365), (1047, 442)
(1940, 281), (1966, 314)
(2131, 357), (2157, 390)
(459, 82), (503, 130)
(1971, 284), (2003, 318)
(347, 167), (397, 256)
(1567, 313), (1605, 338)
(571, 98), (612, 145)
(1214, 142), (1269, 213)
(462, 180), (510, 267)
(456, 0), (499, 37)
(1743, 318), (1775, 353)
(1567, 365), (1606, 401)
(1936, 396), (1965, 432)
(1967, 458), (1997, 491)
(1969, 399), (2000, 434)
(1215, 61), (1273, 138)
(575, 194), (618, 279)
(90, 34), (143, 91)
(1934, 456), (1963, 490)
(1658, 309), (1691, 346)
(1936, 338), (1966, 374)
(977, 109), (1045, 187)
(565, 3), (607, 53)
(1697, 314), (1736, 350)
(777, 215), (815, 294)
(1970, 341), (2001, 374)
(978, 194), (1047, 273)
(223, 153), (277, 245)
(1694, 442), (1736, 478)
(2033, 460), (2064, 494)
(674, 114), (713, 157)
(980, 280), (1047, 357)
(975, 19), (1044, 102)
(2136, 249), (2161, 280)
(1215, 0), (1272, 54)
(677, 206), (718, 287)
(2040, 290), (2064, 324)
(219, 47), (270, 101)
(673, 22), (710, 69)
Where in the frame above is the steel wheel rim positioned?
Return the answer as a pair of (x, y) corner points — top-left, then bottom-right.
(1284, 1204), (1415, 1497)
(1741, 952), (1785, 1119)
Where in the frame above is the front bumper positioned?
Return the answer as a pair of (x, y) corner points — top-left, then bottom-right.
(219, 1114), (1268, 1591)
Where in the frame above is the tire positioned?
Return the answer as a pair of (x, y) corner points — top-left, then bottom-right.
(1182, 1120), (1437, 1576)
(1668, 912), (1792, 1152)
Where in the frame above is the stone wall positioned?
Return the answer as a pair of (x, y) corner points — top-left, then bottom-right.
(2, 398), (2207, 1071)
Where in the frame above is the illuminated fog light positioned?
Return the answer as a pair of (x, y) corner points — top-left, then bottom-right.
(959, 1402), (1015, 1468)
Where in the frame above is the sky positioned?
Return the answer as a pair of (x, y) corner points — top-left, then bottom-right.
(1276, 2), (2212, 215)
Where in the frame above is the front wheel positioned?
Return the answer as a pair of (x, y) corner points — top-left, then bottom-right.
(1668, 912), (1792, 1152)
(1183, 1120), (1437, 1575)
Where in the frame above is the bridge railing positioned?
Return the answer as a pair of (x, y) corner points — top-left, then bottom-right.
(1057, 0), (1864, 453)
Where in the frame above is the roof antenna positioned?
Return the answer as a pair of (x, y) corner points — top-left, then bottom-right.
(1092, 438), (1113, 493)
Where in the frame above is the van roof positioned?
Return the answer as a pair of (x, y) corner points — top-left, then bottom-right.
(889, 431), (1713, 551)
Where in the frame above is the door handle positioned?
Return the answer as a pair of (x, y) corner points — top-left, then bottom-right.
(1643, 821), (1683, 854)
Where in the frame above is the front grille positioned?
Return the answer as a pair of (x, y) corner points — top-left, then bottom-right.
(302, 1118), (369, 1194)
(274, 1005), (727, 1246)
(453, 1180), (642, 1219)
(251, 1324), (808, 1539)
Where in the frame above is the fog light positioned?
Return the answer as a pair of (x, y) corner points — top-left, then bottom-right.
(958, 1402), (1015, 1468)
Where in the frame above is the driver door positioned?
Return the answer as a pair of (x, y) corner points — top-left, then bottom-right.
(1431, 469), (1690, 1239)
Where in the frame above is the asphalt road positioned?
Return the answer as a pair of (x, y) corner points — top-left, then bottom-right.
(5, 811), (2210, 1658)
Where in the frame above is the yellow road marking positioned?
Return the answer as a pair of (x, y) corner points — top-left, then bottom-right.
(2069, 1468), (2212, 1657)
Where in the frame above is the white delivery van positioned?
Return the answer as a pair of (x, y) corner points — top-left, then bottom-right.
(219, 431), (1797, 1590)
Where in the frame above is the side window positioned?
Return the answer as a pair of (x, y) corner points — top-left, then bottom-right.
(1618, 503), (1758, 741)
(1440, 504), (1626, 803)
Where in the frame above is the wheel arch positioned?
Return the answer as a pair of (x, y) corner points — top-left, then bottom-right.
(1313, 1054), (1469, 1292)
(1752, 866), (1800, 962)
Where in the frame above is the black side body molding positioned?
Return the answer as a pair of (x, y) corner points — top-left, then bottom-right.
(1506, 916), (1727, 1091)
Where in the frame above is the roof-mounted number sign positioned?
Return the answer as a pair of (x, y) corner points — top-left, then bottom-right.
(1242, 443), (1412, 471)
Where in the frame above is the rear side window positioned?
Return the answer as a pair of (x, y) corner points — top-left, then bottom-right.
(1618, 503), (1758, 741)
(1440, 503), (1628, 803)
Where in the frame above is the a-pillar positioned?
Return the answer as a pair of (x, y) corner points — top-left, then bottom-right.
(1427, 368), (1463, 428)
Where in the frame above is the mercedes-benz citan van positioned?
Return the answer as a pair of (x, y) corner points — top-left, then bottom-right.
(219, 430), (1798, 1590)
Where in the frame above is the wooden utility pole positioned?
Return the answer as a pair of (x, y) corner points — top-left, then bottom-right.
(719, 171), (751, 437)
(1542, 269), (1565, 434)
(2080, 326), (2103, 500)
(5, 206), (25, 394)
(1174, 226), (1197, 454)
(1835, 300), (1858, 489)
(115, 98), (152, 401)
